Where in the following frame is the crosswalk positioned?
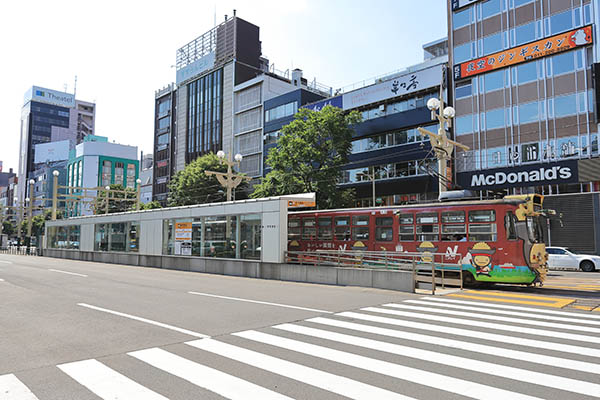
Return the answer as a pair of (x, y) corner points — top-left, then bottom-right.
(2, 296), (600, 399)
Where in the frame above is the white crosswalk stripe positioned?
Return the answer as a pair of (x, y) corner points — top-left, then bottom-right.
(4, 297), (600, 399)
(0, 374), (39, 400)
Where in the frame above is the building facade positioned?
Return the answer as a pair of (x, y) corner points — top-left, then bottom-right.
(448, 0), (600, 196)
(18, 86), (95, 206)
(153, 84), (177, 204)
(67, 136), (139, 216)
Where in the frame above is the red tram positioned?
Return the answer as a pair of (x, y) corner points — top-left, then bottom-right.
(288, 194), (549, 285)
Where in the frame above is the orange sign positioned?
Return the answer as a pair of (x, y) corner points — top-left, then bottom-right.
(174, 222), (192, 241)
(288, 200), (316, 208)
(454, 25), (593, 80)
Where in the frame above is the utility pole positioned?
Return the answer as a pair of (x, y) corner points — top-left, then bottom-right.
(205, 151), (252, 202)
(417, 78), (469, 194)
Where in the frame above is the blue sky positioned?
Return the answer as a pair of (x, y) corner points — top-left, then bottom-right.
(0, 0), (448, 172)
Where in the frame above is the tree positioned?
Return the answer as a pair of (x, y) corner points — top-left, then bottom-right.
(168, 153), (248, 207)
(252, 105), (360, 209)
(140, 200), (163, 210)
(92, 184), (138, 214)
(2, 220), (15, 236)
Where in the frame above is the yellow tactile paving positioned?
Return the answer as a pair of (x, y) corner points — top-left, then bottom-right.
(447, 293), (576, 308)
(572, 305), (595, 311)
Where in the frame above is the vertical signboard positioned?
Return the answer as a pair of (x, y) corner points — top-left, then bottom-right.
(174, 221), (192, 255)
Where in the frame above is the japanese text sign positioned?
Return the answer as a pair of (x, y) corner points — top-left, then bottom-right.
(174, 222), (192, 241)
(454, 25), (593, 80)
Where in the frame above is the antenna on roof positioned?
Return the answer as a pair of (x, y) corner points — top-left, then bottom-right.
(74, 75), (78, 98)
(214, 4), (216, 27)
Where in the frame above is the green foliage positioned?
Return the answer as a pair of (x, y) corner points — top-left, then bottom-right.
(168, 153), (248, 206)
(252, 105), (360, 209)
(2, 220), (15, 236)
(92, 184), (138, 214)
(140, 200), (163, 210)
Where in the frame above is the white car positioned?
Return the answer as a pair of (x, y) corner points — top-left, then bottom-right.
(546, 247), (600, 272)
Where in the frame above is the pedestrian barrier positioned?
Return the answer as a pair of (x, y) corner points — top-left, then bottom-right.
(0, 246), (41, 256)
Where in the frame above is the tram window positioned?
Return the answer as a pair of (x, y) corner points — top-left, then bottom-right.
(375, 217), (393, 241)
(469, 210), (496, 222)
(416, 212), (439, 241)
(302, 218), (316, 240)
(468, 223), (497, 241)
(399, 213), (414, 241)
(288, 219), (301, 240)
(352, 215), (370, 226)
(441, 224), (466, 241)
(442, 211), (465, 223)
(398, 213), (413, 224)
(352, 227), (369, 240)
(505, 212), (517, 240)
(334, 217), (351, 240)
(317, 217), (333, 240)
(416, 212), (438, 224)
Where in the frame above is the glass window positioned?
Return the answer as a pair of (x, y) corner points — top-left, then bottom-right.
(352, 227), (369, 240)
(442, 211), (465, 223)
(505, 211), (517, 240)
(550, 9), (573, 35)
(109, 223), (127, 252)
(375, 217), (393, 242)
(157, 133), (169, 145)
(484, 70), (504, 92)
(126, 164), (136, 188)
(519, 101), (539, 124)
(454, 42), (472, 63)
(114, 162), (124, 186)
(513, 0), (534, 8)
(481, 0), (501, 19)
(584, 4), (592, 24)
(317, 217), (332, 240)
(483, 32), (502, 56)
(514, 22), (536, 45)
(468, 223), (497, 241)
(129, 222), (139, 252)
(334, 217), (351, 241)
(486, 108), (505, 130)
(416, 212), (438, 241)
(455, 82), (472, 99)
(352, 215), (370, 226)
(454, 7), (471, 29)
(288, 218), (301, 241)
(240, 214), (261, 260)
(302, 218), (316, 240)
(469, 210), (496, 222)
(552, 51), (575, 76)
(516, 62), (537, 84)
(554, 94), (577, 118)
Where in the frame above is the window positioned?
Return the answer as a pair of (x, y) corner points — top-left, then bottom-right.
(398, 213), (414, 241)
(288, 219), (301, 241)
(264, 130), (280, 145)
(157, 133), (169, 145)
(375, 217), (393, 242)
(129, 222), (139, 252)
(514, 22), (536, 46)
(441, 211), (466, 241)
(302, 218), (316, 240)
(126, 164), (136, 188)
(416, 212), (439, 241)
(469, 210), (496, 222)
(109, 223), (127, 252)
(513, 0), (533, 7)
(552, 51), (575, 76)
(352, 215), (370, 240)
(101, 160), (112, 187)
(505, 211), (517, 240)
(455, 81), (472, 99)
(486, 108), (505, 130)
(554, 94), (577, 118)
(484, 70), (504, 93)
(334, 217), (351, 241)
(481, 0), (501, 19)
(158, 117), (170, 130)
(516, 62), (537, 85)
(454, 42), (472, 63)
(317, 217), (332, 240)
(455, 114), (474, 136)
(518, 101), (539, 124)
(115, 162), (124, 186)
(94, 224), (109, 251)
(265, 101), (298, 122)
(454, 7), (471, 29)
(468, 223), (498, 241)
(550, 9), (573, 35)
(483, 32), (502, 56)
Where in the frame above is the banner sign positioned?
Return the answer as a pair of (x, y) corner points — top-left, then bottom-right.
(452, 0), (480, 11)
(342, 64), (442, 110)
(174, 222), (192, 241)
(457, 160), (578, 190)
(454, 25), (593, 80)
(176, 52), (215, 85)
(302, 95), (343, 112)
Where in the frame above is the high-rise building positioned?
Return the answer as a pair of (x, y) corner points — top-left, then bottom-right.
(18, 86), (95, 206)
(153, 84), (177, 204)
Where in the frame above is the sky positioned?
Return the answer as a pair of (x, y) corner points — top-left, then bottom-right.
(0, 0), (448, 173)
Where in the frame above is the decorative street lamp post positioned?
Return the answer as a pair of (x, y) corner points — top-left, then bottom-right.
(205, 150), (252, 202)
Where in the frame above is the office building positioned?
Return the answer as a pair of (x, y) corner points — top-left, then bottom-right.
(67, 135), (139, 216)
(18, 86), (95, 206)
(140, 152), (153, 204)
(153, 84), (177, 204)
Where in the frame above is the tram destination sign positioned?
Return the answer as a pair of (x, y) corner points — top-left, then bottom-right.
(456, 160), (578, 191)
(454, 25), (593, 80)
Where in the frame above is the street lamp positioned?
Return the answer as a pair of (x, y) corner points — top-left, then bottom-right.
(418, 91), (470, 195)
(52, 170), (60, 220)
(206, 151), (251, 202)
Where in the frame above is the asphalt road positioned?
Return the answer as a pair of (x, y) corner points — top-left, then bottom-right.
(1, 254), (599, 399)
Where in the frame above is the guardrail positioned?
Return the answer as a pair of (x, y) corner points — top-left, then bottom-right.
(285, 250), (463, 294)
(0, 246), (41, 256)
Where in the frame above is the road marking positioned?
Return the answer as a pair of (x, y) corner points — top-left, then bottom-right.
(404, 299), (600, 326)
(383, 303), (600, 334)
(78, 303), (208, 338)
(447, 293), (575, 308)
(129, 348), (293, 400)
(0, 260), (13, 264)
(58, 359), (168, 400)
(338, 311), (600, 358)
(0, 374), (39, 399)
(233, 330), (542, 400)
(422, 297), (600, 320)
(0, 278), (4, 282)
(305, 317), (600, 374)
(188, 291), (332, 314)
(272, 323), (600, 397)
(362, 306), (600, 344)
(187, 338), (415, 400)
(48, 269), (87, 277)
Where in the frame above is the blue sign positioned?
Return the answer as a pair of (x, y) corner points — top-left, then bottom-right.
(302, 96), (343, 112)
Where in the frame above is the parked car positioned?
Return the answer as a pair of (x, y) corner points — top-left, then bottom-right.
(546, 247), (600, 272)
